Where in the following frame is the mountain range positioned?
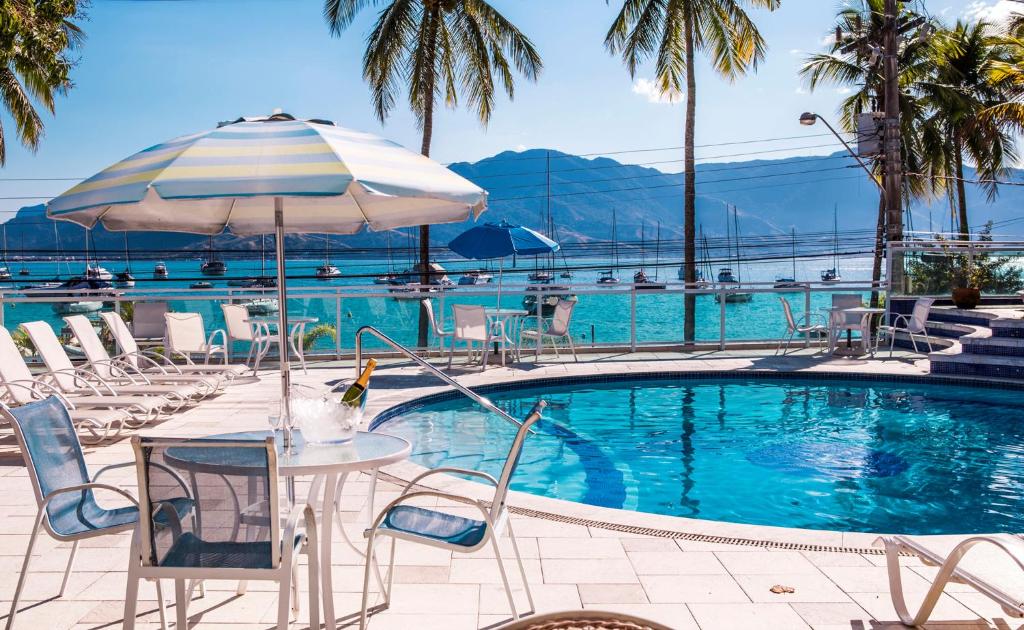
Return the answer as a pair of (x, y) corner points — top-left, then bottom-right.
(3, 148), (1021, 257)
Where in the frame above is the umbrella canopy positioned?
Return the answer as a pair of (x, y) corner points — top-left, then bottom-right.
(448, 220), (558, 259)
(48, 113), (486, 235)
(46, 113), (488, 432)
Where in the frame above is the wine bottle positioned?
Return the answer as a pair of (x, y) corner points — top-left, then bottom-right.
(341, 358), (377, 407)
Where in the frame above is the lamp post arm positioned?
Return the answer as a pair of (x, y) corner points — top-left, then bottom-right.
(817, 116), (885, 198)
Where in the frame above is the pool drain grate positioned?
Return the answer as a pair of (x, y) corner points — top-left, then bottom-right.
(378, 471), (900, 556)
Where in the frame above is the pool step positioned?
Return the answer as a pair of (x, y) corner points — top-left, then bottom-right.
(927, 306), (1002, 327)
(960, 336), (1024, 357)
(929, 352), (1024, 380)
(991, 318), (1024, 338)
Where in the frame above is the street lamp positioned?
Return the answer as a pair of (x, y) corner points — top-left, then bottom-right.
(799, 112), (883, 195)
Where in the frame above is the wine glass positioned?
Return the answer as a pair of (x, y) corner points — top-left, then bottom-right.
(267, 400), (282, 434)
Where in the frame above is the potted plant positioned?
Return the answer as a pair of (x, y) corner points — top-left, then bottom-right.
(951, 256), (983, 309)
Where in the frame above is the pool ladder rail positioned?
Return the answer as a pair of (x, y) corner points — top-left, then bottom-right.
(354, 325), (539, 434)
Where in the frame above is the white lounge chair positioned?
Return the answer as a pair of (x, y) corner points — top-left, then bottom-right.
(359, 401), (546, 629)
(876, 534), (1024, 626)
(100, 311), (248, 382)
(164, 312), (229, 365)
(519, 298), (578, 362)
(421, 299), (452, 357)
(0, 327), (134, 443)
(875, 297), (936, 357)
(447, 304), (506, 369)
(20, 320), (189, 414)
(221, 304), (274, 374)
(64, 315), (223, 397)
(776, 297), (827, 355)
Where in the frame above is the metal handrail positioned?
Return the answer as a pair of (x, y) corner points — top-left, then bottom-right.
(354, 325), (532, 432)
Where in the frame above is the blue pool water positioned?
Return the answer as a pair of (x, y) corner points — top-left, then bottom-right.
(377, 376), (1024, 535)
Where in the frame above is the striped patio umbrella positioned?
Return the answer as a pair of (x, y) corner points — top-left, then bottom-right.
(47, 113), (487, 423)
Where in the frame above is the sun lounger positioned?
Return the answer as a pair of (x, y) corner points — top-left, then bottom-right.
(20, 320), (195, 413)
(876, 534), (1024, 626)
(100, 311), (248, 381)
(0, 327), (137, 442)
(64, 314), (223, 397)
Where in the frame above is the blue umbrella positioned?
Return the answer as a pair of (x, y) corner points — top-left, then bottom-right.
(448, 220), (559, 308)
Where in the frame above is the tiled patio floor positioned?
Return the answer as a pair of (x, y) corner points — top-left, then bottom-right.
(1, 350), (1021, 629)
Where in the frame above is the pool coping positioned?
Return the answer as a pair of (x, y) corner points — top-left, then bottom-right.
(366, 363), (1020, 553)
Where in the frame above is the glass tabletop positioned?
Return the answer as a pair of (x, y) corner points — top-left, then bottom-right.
(164, 429), (410, 476)
(485, 308), (529, 317)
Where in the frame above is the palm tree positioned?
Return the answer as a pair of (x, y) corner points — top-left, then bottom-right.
(917, 20), (1017, 239)
(605, 0), (779, 344)
(800, 0), (936, 304)
(325, 0), (542, 347)
(0, 1), (84, 164)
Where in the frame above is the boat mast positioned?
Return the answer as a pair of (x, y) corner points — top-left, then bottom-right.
(833, 204), (839, 276)
(791, 228), (796, 280)
(612, 208), (619, 271)
(733, 205), (742, 282)
(724, 204), (731, 276)
(2, 224), (8, 269)
(654, 221), (661, 281)
(260, 233), (266, 276)
(19, 230), (26, 274)
(123, 233), (132, 273)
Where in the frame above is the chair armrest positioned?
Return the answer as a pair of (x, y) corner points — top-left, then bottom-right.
(92, 358), (150, 385)
(114, 351), (176, 374)
(95, 460), (193, 499)
(889, 313), (911, 329)
(206, 329), (227, 349)
(41, 482), (138, 510)
(3, 379), (77, 409)
(42, 368), (111, 395)
(802, 312), (828, 326)
(282, 504), (318, 564)
(402, 467), (499, 495)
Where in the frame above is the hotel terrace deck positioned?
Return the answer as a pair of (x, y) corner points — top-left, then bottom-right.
(1, 349), (1021, 630)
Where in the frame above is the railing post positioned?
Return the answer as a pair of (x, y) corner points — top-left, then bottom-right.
(335, 292), (342, 360)
(719, 288), (726, 351)
(535, 287), (543, 360)
(629, 286), (637, 352)
(804, 285), (812, 349)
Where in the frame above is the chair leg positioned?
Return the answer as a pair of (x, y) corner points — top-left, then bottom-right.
(6, 512), (44, 630)
(290, 563), (300, 615)
(154, 580), (168, 630)
(360, 533), (380, 630)
(276, 573), (291, 630)
(59, 540), (79, 597)
(304, 526), (320, 630)
(123, 568), (140, 630)
(506, 519), (535, 614)
(490, 534), (519, 619)
(174, 579), (188, 629)
(568, 335), (578, 363)
(447, 336), (456, 369)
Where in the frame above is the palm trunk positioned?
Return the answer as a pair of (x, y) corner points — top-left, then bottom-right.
(417, 7), (440, 350)
(953, 133), (969, 240)
(869, 193), (885, 309)
(682, 11), (697, 344)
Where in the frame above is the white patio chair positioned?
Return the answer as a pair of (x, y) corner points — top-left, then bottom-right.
(519, 299), (578, 362)
(0, 396), (191, 630)
(64, 315), (222, 397)
(221, 304), (274, 374)
(131, 301), (168, 342)
(124, 435), (319, 630)
(421, 299), (452, 357)
(875, 534), (1024, 627)
(359, 401), (547, 629)
(164, 312), (228, 365)
(828, 294), (866, 352)
(20, 320), (194, 413)
(100, 311), (248, 381)
(447, 304), (506, 369)
(875, 297), (936, 357)
(0, 326), (133, 443)
(776, 297), (827, 355)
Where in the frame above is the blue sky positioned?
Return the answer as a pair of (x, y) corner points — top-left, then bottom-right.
(0, 0), (1014, 219)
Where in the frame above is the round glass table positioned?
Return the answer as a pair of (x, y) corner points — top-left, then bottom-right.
(166, 429), (410, 630)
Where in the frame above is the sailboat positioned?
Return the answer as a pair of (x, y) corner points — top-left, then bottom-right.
(200, 235), (227, 275)
(83, 231), (112, 281)
(635, 220), (666, 290)
(18, 232), (29, 276)
(316, 234), (342, 279)
(715, 205), (753, 303)
(375, 230), (400, 284)
(774, 229), (802, 289)
(0, 225), (12, 281)
(598, 209), (621, 285)
(820, 205), (842, 284)
(153, 261), (169, 280)
(115, 233), (136, 287)
(679, 225), (712, 286)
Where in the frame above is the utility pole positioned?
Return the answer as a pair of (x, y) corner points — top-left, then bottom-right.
(882, 0), (904, 291)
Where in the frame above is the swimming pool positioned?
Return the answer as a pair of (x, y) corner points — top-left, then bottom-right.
(376, 374), (1024, 535)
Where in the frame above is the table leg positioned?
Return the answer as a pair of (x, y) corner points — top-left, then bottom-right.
(319, 472), (339, 630)
(289, 322), (308, 375)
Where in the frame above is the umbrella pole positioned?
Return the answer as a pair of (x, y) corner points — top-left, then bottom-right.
(274, 197), (293, 450)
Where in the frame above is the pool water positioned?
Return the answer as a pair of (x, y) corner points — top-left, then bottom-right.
(377, 376), (1024, 535)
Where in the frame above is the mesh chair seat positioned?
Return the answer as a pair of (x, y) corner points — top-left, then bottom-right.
(160, 532), (302, 569)
(378, 505), (488, 548)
